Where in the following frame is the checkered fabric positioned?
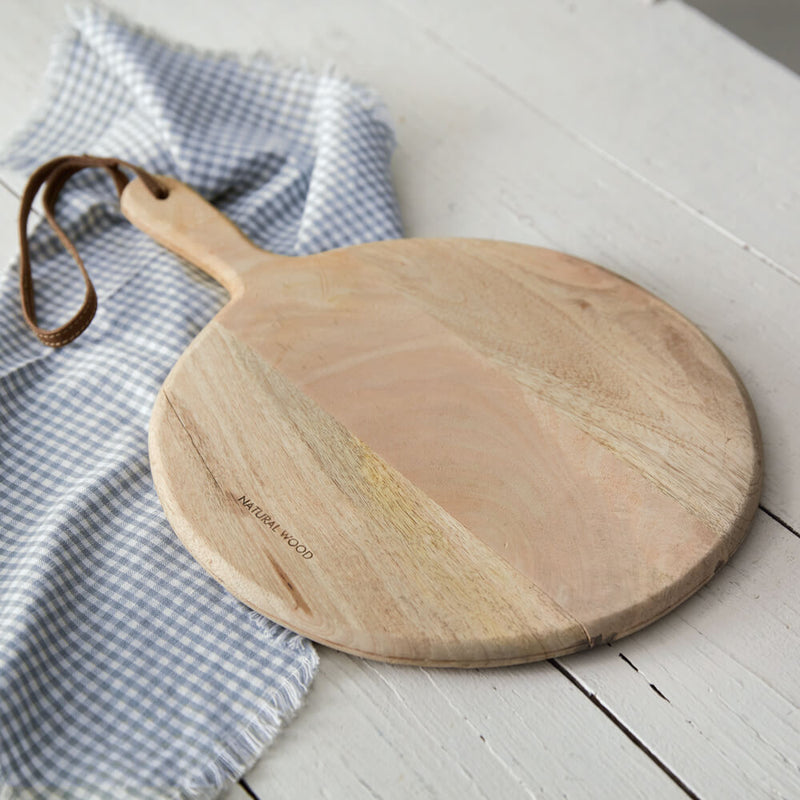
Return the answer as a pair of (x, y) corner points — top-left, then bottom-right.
(0, 7), (402, 799)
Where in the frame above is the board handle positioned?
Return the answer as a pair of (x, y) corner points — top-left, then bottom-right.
(120, 175), (285, 298)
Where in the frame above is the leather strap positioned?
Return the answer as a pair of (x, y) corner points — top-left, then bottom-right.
(18, 155), (168, 347)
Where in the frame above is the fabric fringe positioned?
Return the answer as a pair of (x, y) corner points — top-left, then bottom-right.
(180, 647), (319, 800)
(2, 2), (398, 170)
(65, 3), (398, 143)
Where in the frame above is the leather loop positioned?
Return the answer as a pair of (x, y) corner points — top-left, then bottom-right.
(18, 155), (169, 348)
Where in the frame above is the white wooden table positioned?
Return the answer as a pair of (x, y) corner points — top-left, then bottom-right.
(1, 1), (798, 797)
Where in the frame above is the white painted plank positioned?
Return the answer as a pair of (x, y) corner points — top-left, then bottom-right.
(245, 648), (686, 799)
(384, 0), (800, 285)
(1, 2), (798, 799)
(560, 512), (800, 799)
(0, 0), (67, 185)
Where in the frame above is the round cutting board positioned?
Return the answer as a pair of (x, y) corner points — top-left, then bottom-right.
(122, 177), (762, 667)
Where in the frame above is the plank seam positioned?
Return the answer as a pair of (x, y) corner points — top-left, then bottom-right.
(382, 2), (800, 290)
(362, 659), (504, 799)
(1, 173), (42, 223)
(550, 658), (701, 800)
(416, 666), (538, 799)
(0, 175), (18, 197)
(238, 778), (260, 799)
(759, 504), (800, 539)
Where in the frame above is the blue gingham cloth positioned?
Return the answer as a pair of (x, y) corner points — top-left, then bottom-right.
(0, 7), (402, 798)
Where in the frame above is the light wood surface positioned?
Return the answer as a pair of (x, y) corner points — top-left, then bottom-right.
(122, 174), (761, 666)
(2, 0), (798, 797)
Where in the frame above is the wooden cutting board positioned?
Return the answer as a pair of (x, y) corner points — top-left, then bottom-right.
(121, 175), (762, 667)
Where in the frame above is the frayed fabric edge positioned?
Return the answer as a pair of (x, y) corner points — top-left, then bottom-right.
(180, 640), (319, 800)
(1, 3), (398, 172)
(0, 640), (317, 800)
(67, 3), (399, 141)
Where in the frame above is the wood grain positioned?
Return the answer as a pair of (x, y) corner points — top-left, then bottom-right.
(3, 0), (799, 795)
(122, 174), (762, 666)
